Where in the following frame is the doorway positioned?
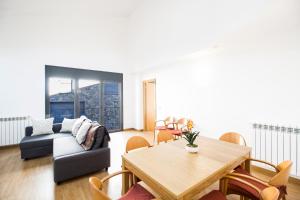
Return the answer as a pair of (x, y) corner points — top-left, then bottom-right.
(143, 79), (156, 131)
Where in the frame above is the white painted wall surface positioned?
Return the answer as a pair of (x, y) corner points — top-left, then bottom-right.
(127, 0), (274, 71)
(0, 2), (136, 128)
(134, 0), (300, 140)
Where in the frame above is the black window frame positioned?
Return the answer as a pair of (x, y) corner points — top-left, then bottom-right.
(45, 65), (123, 132)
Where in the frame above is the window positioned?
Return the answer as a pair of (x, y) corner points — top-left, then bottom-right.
(49, 78), (75, 123)
(103, 82), (121, 131)
(45, 66), (123, 132)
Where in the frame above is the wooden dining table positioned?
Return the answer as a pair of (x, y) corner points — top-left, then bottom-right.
(122, 136), (252, 200)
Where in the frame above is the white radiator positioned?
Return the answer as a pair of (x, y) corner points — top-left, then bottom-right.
(0, 116), (30, 146)
(252, 123), (300, 178)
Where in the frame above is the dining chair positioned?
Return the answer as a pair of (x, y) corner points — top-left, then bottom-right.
(176, 118), (189, 131)
(155, 116), (176, 130)
(89, 170), (155, 200)
(125, 136), (151, 153)
(199, 187), (279, 200)
(227, 160), (292, 200)
(219, 132), (247, 146)
(153, 116), (176, 143)
(167, 118), (189, 139)
(200, 174), (280, 200)
(157, 130), (174, 144)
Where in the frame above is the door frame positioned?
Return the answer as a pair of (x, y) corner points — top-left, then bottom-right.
(143, 79), (157, 131)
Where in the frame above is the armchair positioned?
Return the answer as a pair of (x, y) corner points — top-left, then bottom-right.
(227, 159), (292, 200)
(89, 170), (155, 200)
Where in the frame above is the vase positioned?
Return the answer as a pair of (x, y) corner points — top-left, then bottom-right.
(185, 145), (199, 153)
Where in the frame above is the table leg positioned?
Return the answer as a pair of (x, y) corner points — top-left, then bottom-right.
(245, 156), (251, 173)
(122, 158), (129, 195)
(243, 155), (251, 200)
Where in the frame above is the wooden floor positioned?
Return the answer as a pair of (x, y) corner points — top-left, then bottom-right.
(0, 131), (299, 200)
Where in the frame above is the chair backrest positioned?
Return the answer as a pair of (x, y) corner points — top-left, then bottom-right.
(176, 118), (189, 131)
(126, 136), (151, 153)
(269, 160), (293, 186)
(89, 177), (110, 200)
(260, 187), (279, 200)
(219, 132), (247, 146)
(157, 131), (174, 144)
(165, 116), (176, 124)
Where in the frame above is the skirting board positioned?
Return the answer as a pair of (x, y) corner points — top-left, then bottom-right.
(123, 128), (144, 132)
(251, 165), (300, 185)
(0, 144), (19, 150)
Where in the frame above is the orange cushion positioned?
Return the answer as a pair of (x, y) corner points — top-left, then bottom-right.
(119, 184), (155, 200)
(198, 190), (226, 200)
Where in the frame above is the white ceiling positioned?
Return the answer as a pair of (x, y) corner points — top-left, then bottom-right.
(0, 0), (143, 18)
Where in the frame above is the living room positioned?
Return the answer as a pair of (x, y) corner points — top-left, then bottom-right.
(0, 0), (300, 200)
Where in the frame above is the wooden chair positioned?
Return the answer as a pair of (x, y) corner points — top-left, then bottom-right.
(157, 130), (174, 144)
(125, 136), (151, 153)
(176, 118), (189, 132)
(155, 116), (176, 130)
(89, 170), (155, 200)
(227, 160), (292, 200)
(167, 118), (189, 139)
(200, 175), (279, 200)
(153, 116), (176, 143)
(219, 132), (247, 146)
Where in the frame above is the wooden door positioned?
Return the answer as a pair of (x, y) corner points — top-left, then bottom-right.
(143, 79), (156, 131)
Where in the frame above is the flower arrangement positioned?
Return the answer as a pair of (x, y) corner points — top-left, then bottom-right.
(183, 120), (200, 152)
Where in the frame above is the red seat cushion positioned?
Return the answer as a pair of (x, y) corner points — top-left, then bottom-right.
(168, 130), (182, 136)
(228, 167), (268, 200)
(155, 126), (167, 130)
(119, 184), (155, 200)
(199, 190), (226, 200)
(229, 167), (287, 200)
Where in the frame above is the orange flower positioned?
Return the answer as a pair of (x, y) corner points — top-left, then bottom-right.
(187, 120), (194, 131)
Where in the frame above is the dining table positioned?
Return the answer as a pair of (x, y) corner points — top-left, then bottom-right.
(122, 136), (252, 200)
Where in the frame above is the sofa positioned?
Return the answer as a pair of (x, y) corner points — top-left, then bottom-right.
(19, 123), (110, 183)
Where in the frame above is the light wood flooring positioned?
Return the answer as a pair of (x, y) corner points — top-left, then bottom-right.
(0, 131), (299, 200)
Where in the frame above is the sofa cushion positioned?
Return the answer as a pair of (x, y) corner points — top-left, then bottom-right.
(53, 136), (84, 158)
(61, 118), (77, 132)
(72, 116), (87, 136)
(25, 123), (63, 136)
(76, 120), (92, 144)
(81, 124), (100, 150)
(31, 118), (54, 136)
(20, 133), (72, 149)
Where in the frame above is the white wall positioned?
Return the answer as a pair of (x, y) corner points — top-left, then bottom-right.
(127, 0), (274, 71)
(0, 3), (136, 128)
(134, 0), (300, 142)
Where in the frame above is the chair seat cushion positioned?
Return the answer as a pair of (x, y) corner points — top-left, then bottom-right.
(119, 184), (154, 200)
(168, 130), (182, 136)
(199, 190), (226, 200)
(155, 126), (167, 130)
(228, 167), (268, 200)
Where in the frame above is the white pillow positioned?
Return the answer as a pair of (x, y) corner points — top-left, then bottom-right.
(61, 118), (77, 132)
(71, 116), (87, 136)
(31, 118), (54, 136)
(76, 120), (92, 144)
